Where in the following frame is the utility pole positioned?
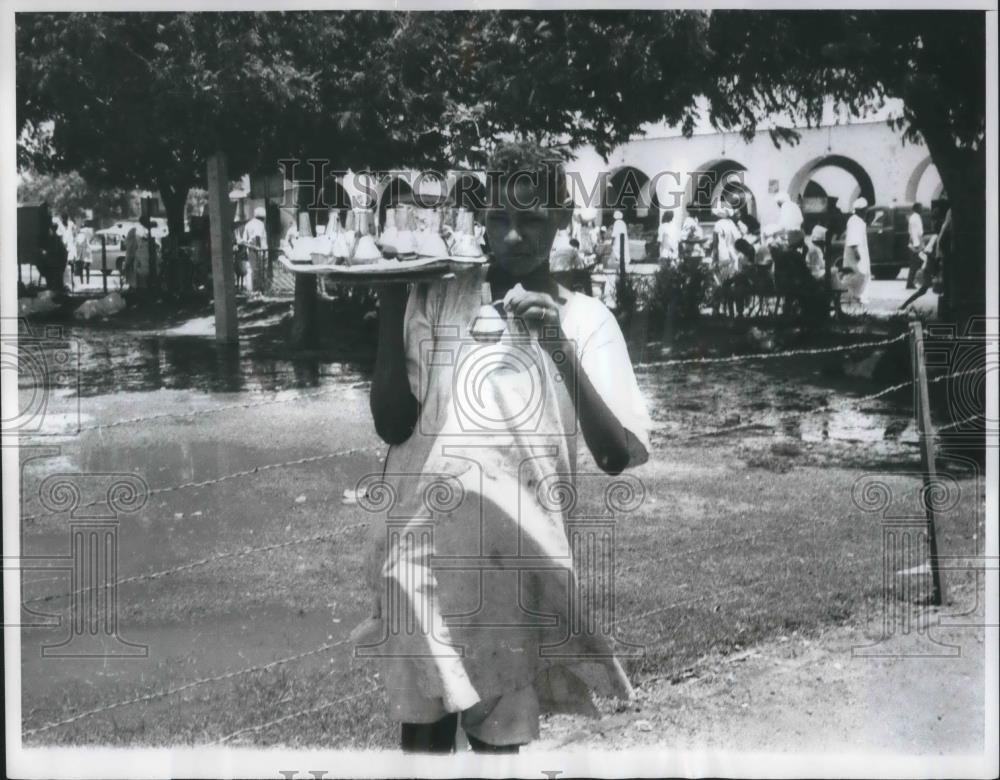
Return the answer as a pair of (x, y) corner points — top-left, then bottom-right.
(206, 153), (238, 344)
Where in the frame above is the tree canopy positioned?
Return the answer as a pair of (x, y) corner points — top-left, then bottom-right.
(16, 11), (710, 189)
(17, 10), (987, 320)
(703, 9), (986, 322)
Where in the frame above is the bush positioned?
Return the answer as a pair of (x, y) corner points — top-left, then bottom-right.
(648, 259), (716, 324)
(614, 270), (639, 322)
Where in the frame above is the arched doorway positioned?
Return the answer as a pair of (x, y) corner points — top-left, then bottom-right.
(685, 159), (757, 226)
(788, 154), (876, 236)
(905, 156), (946, 206)
(602, 166), (657, 231)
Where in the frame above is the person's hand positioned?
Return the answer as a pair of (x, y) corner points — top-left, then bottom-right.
(503, 284), (561, 328)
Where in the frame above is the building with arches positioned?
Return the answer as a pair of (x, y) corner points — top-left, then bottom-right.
(265, 101), (944, 242)
(565, 101), (945, 235)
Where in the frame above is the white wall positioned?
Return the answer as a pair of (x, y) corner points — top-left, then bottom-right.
(565, 119), (939, 226)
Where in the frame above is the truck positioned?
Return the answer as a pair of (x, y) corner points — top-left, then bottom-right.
(829, 202), (937, 280)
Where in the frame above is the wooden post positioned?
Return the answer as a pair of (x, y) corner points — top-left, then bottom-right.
(100, 235), (108, 294)
(142, 196), (157, 291)
(264, 201), (280, 294)
(207, 153), (239, 344)
(292, 265), (318, 347)
(909, 321), (945, 605)
(291, 207), (318, 347)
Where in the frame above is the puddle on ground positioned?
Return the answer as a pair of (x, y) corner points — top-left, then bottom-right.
(636, 355), (916, 454)
(27, 313), (919, 456)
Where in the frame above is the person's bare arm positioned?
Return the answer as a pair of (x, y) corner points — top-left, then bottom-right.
(506, 289), (632, 475)
(546, 336), (633, 475)
(369, 286), (418, 445)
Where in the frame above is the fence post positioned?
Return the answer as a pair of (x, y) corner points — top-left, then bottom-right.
(207, 152), (239, 344)
(909, 320), (945, 605)
(100, 235), (108, 294)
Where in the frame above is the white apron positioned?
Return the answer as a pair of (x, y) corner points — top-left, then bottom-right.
(352, 269), (649, 744)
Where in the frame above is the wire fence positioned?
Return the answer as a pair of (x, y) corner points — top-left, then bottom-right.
(634, 333), (908, 369)
(16, 329), (990, 742)
(29, 385), (355, 437)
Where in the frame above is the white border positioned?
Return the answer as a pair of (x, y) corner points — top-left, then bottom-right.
(2, 2), (998, 778)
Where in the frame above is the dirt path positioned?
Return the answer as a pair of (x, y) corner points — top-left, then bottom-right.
(534, 584), (987, 755)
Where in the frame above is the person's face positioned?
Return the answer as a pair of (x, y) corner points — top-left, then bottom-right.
(485, 176), (569, 276)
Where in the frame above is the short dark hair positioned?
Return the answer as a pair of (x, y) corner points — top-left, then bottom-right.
(487, 141), (571, 210)
(661, 210), (675, 224)
(912, 202), (922, 212)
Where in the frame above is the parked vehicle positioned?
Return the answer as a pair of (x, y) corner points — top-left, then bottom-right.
(148, 217), (169, 241)
(829, 203), (936, 280)
(96, 217), (168, 248)
(96, 220), (141, 248)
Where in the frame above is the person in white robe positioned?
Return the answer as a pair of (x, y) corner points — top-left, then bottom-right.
(357, 143), (650, 754)
(842, 197), (871, 303)
(610, 209), (630, 268)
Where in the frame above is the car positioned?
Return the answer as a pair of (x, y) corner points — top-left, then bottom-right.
(95, 220), (141, 248)
(96, 217), (170, 248)
(148, 217), (169, 240)
(829, 203), (936, 280)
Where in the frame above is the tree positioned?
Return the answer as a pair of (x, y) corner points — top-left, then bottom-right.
(703, 10), (987, 328)
(422, 11), (711, 165)
(16, 12), (337, 250)
(17, 168), (135, 225)
(17, 12), (713, 235)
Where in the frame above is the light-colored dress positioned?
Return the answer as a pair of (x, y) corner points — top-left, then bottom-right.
(611, 219), (630, 267)
(713, 217), (741, 280)
(843, 213), (870, 302)
(124, 225), (152, 289)
(657, 222), (678, 262)
(352, 270), (650, 745)
(778, 201), (804, 233)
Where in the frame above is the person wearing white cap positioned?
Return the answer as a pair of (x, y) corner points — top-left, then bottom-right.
(610, 209), (630, 267)
(124, 216), (154, 290)
(805, 224), (828, 281)
(240, 205), (270, 292)
(712, 204), (741, 282)
(775, 191), (804, 233)
(843, 197), (871, 303)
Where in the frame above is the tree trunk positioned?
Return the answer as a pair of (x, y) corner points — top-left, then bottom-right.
(937, 159), (985, 333)
(911, 132), (986, 438)
(911, 127), (985, 334)
(158, 179), (190, 293)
